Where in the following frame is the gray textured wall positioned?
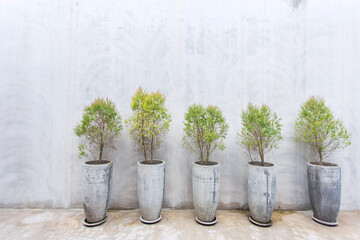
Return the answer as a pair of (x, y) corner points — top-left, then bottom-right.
(0, 0), (359, 210)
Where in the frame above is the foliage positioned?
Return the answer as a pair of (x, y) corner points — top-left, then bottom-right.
(238, 103), (282, 166)
(74, 97), (122, 164)
(183, 104), (229, 165)
(294, 96), (351, 165)
(125, 87), (172, 163)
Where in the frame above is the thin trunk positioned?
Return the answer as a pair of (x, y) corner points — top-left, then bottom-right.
(197, 126), (203, 164)
(259, 148), (264, 166)
(99, 143), (103, 164)
(99, 118), (104, 164)
(142, 137), (147, 163)
(150, 136), (154, 163)
(318, 149), (323, 165)
(315, 134), (322, 165)
(206, 145), (210, 165)
(141, 118), (147, 163)
(259, 134), (264, 166)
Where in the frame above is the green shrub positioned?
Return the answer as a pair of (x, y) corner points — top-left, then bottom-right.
(125, 87), (171, 163)
(294, 96), (351, 165)
(183, 104), (229, 165)
(238, 103), (282, 166)
(74, 97), (122, 164)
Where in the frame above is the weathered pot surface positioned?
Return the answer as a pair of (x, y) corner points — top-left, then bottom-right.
(192, 161), (220, 225)
(247, 161), (276, 227)
(137, 160), (165, 224)
(82, 160), (113, 227)
(307, 162), (341, 226)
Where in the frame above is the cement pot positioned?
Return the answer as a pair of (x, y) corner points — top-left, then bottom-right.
(137, 160), (165, 224)
(192, 161), (220, 225)
(82, 160), (113, 227)
(307, 162), (341, 226)
(247, 162), (276, 227)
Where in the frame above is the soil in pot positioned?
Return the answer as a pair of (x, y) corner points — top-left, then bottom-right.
(139, 160), (163, 165)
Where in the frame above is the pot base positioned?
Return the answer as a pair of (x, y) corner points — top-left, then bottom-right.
(312, 216), (338, 226)
(249, 216), (272, 227)
(140, 215), (162, 224)
(195, 216), (218, 226)
(83, 217), (107, 227)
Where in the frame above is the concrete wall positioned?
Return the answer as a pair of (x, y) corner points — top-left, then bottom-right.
(0, 0), (359, 210)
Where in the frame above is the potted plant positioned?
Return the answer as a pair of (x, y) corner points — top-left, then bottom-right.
(238, 103), (282, 227)
(183, 104), (229, 225)
(126, 87), (171, 224)
(294, 96), (351, 226)
(74, 97), (122, 227)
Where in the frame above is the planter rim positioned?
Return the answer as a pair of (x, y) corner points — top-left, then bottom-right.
(137, 159), (165, 166)
(247, 161), (276, 168)
(193, 161), (219, 167)
(307, 162), (339, 168)
(83, 160), (112, 166)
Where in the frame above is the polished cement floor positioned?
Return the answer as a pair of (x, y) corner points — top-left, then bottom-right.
(0, 209), (359, 240)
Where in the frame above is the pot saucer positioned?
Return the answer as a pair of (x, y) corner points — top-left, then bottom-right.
(312, 216), (338, 226)
(196, 216), (218, 226)
(140, 215), (162, 224)
(249, 216), (272, 227)
(83, 217), (107, 227)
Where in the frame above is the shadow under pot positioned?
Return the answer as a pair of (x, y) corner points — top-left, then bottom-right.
(307, 162), (341, 226)
(82, 160), (113, 227)
(247, 161), (276, 227)
(137, 160), (165, 224)
(192, 161), (220, 226)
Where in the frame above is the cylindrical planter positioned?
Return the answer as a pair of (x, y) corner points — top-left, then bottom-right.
(192, 161), (220, 225)
(307, 162), (341, 226)
(137, 160), (165, 224)
(247, 161), (276, 227)
(82, 160), (113, 227)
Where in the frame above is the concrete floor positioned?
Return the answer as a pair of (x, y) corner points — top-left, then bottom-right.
(0, 209), (359, 240)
